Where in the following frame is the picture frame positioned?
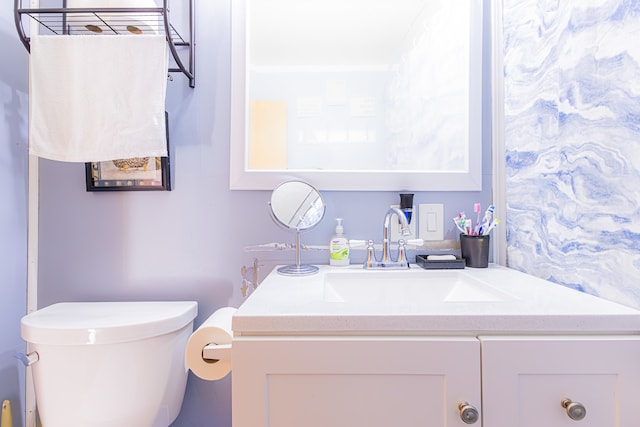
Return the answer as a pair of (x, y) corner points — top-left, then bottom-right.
(85, 113), (172, 192)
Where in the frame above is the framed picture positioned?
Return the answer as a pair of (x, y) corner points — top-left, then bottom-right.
(85, 114), (172, 191)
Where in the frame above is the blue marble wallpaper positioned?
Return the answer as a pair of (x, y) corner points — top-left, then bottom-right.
(503, 0), (640, 308)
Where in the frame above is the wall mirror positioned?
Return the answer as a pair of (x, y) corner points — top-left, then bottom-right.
(230, 0), (483, 191)
(269, 180), (326, 275)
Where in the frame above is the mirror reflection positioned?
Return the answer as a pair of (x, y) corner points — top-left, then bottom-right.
(270, 181), (325, 230)
(230, 0), (483, 190)
(249, 0), (471, 171)
(269, 181), (325, 275)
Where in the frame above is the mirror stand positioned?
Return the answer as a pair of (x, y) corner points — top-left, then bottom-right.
(277, 230), (319, 276)
(269, 180), (326, 276)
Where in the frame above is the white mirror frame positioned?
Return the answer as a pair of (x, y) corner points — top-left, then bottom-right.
(230, 0), (483, 191)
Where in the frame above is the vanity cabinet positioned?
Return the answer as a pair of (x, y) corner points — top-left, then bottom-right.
(231, 265), (640, 426)
(233, 335), (640, 427)
(232, 337), (481, 427)
(480, 336), (640, 426)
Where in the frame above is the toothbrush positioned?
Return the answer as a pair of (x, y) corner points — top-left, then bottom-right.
(473, 203), (481, 235)
(482, 219), (500, 235)
(456, 213), (468, 234)
(482, 205), (495, 226)
(464, 219), (473, 236)
(478, 205), (495, 235)
(453, 217), (465, 233)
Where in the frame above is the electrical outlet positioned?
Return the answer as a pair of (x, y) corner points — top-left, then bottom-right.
(419, 204), (444, 241)
(390, 204), (417, 241)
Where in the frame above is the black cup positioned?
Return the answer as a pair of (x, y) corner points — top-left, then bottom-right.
(460, 233), (490, 268)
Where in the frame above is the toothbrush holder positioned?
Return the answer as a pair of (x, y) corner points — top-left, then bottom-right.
(459, 233), (490, 268)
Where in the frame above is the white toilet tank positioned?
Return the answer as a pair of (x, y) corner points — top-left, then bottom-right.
(21, 301), (198, 427)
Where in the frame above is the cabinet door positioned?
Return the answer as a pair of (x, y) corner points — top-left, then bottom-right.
(480, 336), (640, 427)
(233, 337), (481, 427)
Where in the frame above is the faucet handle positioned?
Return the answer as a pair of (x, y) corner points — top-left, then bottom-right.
(348, 239), (368, 248)
(366, 240), (376, 266)
(405, 239), (424, 248)
(393, 240), (410, 267)
(397, 239), (407, 262)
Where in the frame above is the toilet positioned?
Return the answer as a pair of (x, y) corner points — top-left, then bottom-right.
(21, 301), (198, 427)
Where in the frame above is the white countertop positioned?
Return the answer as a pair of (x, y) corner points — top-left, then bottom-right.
(233, 264), (640, 336)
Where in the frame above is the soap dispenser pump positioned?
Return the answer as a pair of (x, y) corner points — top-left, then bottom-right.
(329, 218), (350, 266)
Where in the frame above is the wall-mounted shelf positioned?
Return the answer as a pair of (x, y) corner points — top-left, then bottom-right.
(14, 0), (195, 88)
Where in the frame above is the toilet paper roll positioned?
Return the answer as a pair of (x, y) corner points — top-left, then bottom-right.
(66, 0), (161, 35)
(185, 307), (237, 381)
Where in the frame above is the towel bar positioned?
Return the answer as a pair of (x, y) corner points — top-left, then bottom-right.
(14, 0), (195, 88)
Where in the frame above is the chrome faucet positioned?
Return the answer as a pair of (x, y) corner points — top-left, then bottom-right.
(364, 207), (411, 269)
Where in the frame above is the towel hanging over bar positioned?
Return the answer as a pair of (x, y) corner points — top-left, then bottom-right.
(29, 34), (169, 162)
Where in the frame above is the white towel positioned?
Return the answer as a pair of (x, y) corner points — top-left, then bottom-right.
(29, 35), (168, 162)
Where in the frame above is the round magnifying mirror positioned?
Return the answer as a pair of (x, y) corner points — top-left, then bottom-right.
(269, 181), (325, 275)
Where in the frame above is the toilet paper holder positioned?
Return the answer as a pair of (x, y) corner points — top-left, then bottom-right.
(185, 307), (235, 380)
(202, 343), (232, 363)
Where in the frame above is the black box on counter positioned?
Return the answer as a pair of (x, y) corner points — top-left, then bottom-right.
(415, 254), (466, 270)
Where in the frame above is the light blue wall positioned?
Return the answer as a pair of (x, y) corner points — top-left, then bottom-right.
(34, 1), (493, 426)
(8, 1), (638, 426)
(0, 1), (29, 425)
(503, 0), (640, 309)
(0, 2), (491, 427)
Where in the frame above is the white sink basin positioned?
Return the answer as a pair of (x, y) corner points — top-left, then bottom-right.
(323, 270), (514, 303)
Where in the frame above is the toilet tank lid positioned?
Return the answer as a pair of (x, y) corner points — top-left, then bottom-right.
(21, 301), (198, 345)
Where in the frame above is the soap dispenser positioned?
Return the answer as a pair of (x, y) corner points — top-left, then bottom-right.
(329, 218), (350, 266)
(400, 193), (414, 223)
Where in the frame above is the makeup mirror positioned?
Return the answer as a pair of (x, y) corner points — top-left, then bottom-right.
(269, 180), (326, 275)
(230, 0), (483, 191)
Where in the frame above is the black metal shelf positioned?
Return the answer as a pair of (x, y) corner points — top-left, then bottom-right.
(14, 0), (195, 88)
